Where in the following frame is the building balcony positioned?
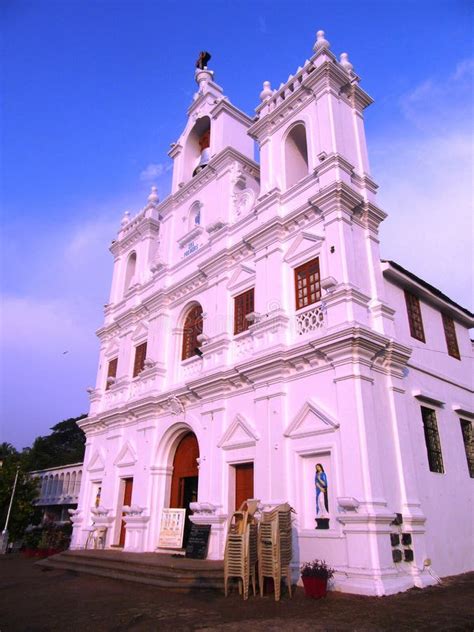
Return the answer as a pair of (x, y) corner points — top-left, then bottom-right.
(31, 463), (83, 507)
(294, 303), (326, 337)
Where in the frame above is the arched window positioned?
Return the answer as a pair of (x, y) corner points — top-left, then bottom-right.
(40, 476), (48, 496)
(285, 123), (309, 189)
(182, 304), (203, 360)
(124, 251), (137, 293)
(46, 476), (54, 497)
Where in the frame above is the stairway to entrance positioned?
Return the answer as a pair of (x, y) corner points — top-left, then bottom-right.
(37, 550), (224, 592)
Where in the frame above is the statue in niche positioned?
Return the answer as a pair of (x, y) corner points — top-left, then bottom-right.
(196, 51), (211, 69)
(95, 486), (102, 508)
(315, 463), (330, 529)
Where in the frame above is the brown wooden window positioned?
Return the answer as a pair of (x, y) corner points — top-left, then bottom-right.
(105, 357), (118, 390)
(404, 291), (425, 342)
(460, 419), (474, 478)
(420, 406), (444, 473)
(234, 288), (255, 335)
(295, 257), (321, 310)
(442, 313), (460, 360)
(182, 305), (203, 360)
(133, 341), (147, 377)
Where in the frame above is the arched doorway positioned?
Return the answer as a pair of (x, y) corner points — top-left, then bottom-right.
(170, 432), (199, 545)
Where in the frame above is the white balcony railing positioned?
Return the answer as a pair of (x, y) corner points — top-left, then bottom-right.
(31, 463), (83, 506)
(295, 304), (325, 335)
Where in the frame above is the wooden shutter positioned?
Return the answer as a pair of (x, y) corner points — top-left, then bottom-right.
(105, 357), (118, 390)
(182, 306), (203, 360)
(460, 419), (474, 478)
(294, 257), (321, 310)
(421, 407), (444, 473)
(133, 342), (147, 377)
(234, 288), (255, 335)
(442, 313), (460, 359)
(404, 291), (425, 342)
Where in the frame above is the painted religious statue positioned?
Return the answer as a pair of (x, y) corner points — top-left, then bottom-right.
(315, 463), (330, 529)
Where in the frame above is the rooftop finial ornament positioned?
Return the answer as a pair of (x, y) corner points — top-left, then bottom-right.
(260, 81), (273, 102)
(313, 30), (330, 52)
(147, 185), (159, 206)
(196, 51), (211, 70)
(120, 211), (130, 227)
(339, 52), (354, 74)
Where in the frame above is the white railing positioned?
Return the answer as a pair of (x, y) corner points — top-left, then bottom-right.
(234, 331), (254, 359)
(31, 463), (83, 506)
(295, 304), (325, 335)
(181, 356), (203, 379)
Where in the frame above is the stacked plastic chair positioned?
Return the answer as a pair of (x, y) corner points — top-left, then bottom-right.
(224, 500), (258, 600)
(258, 503), (294, 601)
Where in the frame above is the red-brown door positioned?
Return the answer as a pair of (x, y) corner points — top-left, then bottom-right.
(118, 477), (133, 547)
(170, 433), (199, 507)
(235, 463), (254, 510)
(170, 433), (199, 545)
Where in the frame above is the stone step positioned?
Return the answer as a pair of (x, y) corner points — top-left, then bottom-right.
(37, 550), (225, 592)
(46, 550), (224, 578)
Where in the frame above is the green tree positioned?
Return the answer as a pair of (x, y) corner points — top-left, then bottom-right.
(0, 451), (39, 540)
(23, 414), (87, 471)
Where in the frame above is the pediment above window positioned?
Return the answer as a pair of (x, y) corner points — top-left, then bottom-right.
(105, 338), (120, 359)
(284, 399), (339, 439)
(131, 322), (148, 342)
(87, 450), (106, 473)
(227, 263), (256, 293)
(284, 231), (325, 267)
(218, 413), (259, 450)
(114, 441), (137, 468)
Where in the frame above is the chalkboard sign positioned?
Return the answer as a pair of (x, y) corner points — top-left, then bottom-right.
(185, 524), (211, 559)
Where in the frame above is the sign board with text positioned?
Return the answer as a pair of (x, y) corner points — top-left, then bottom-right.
(158, 508), (186, 549)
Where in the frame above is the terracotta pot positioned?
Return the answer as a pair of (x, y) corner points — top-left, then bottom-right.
(302, 576), (327, 599)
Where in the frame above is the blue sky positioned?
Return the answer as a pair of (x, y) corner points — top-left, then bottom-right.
(1, 0), (473, 449)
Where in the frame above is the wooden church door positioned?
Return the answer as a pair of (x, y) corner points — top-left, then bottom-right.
(170, 433), (199, 545)
(118, 477), (133, 547)
(235, 462), (254, 510)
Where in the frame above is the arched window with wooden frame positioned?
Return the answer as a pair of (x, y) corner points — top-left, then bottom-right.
(181, 304), (203, 360)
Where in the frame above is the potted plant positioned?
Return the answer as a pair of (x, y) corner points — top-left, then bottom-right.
(300, 559), (334, 598)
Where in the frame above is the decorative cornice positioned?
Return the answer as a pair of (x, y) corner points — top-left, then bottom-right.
(382, 261), (474, 327)
(172, 147), (259, 207)
(250, 57), (373, 140)
(210, 98), (254, 127)
(111, 217), (161, 256)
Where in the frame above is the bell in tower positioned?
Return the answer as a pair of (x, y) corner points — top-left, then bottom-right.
(192, 128), (211, 176)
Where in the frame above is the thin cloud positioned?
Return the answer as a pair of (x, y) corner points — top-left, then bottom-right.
(372, 59), (473, 311)
(399, 58), (473, 130)
(258, 16), (267, 34)
(139, 162), (172, 182)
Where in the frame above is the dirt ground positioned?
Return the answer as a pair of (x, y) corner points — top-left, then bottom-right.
(0, 555), (473, 632)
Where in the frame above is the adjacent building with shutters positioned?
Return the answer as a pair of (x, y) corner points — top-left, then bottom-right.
(71, 31), (474, 595)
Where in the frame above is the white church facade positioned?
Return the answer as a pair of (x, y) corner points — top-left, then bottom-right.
(71, 31), (474, 596)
